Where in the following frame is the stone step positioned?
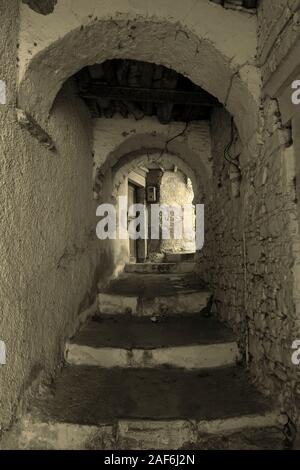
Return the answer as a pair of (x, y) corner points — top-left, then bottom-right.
(6, 366), (282, 450)
(164, 252), (195, 263)
(66, 315), (239, 369)
(125, 262), (196, 274)
(98, 273), (211, 316)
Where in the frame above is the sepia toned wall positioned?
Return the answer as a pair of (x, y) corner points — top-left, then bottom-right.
(258, 0), (300, 89)
(255, 0), (300, 429)
(0, 1), (103, 432)
(201, 107), (245, 346)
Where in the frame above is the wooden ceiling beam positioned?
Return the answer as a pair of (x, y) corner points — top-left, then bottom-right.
(80, 83), (220, 107)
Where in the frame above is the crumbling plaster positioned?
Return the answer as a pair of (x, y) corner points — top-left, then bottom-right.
(18, 0), (260, 152)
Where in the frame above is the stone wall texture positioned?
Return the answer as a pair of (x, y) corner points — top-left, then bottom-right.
(258, 0), (300, 87)
(200, 107), (245, 346)
(202, 98), (300, 435)
(200, 1), (300, 436)
(257, 0), (300, 431)
(160, 171), (195, 253)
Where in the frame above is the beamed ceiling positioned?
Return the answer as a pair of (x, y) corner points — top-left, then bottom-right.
(210, 0), (258, 9)
(76, 59), (221, 125)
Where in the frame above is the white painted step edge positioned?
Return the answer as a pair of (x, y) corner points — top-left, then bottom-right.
(6, 412), (281, 450)
(65, 342), (240, 370)
(98, 291), (211, 316)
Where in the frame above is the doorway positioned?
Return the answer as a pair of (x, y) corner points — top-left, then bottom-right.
(128, 182), (138, 262)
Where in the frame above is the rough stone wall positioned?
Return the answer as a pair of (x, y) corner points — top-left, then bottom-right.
(0, 1), (101, 432)
(257, 0), (300, 432)
(201, 108), (245, 346)
(160, 171), (195, 253)
(244, 100), (300, 424)
(258, 0), (300, 88)
(200, 1), (300, 434)
(204, 103), (300, 432)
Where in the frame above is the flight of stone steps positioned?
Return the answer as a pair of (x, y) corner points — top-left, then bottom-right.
(2, 261), (283, 450)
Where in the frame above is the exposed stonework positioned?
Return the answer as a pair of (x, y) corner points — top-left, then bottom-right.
(200, 107), (245, 341)
(159, 170), (195, 253)
(258, 0), (300, 88)
(255, 0), (300, 441)
(200, 98), (300, 440)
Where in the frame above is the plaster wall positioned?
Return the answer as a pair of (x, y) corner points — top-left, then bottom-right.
(0, 2), (102, 431)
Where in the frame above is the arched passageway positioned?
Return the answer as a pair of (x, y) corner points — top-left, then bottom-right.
(5, 0), (300, 450)
(17, 1), (260, 294)
(10, 1), (261, 431)
(104, 149), (199, 266)
(18, 0), (259, 150)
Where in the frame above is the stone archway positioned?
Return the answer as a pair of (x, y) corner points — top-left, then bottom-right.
(18, 0), (260, 153)
(111, 150), (199, 201)
(95, 129), (206, 271)
(98, 130), (211, 202)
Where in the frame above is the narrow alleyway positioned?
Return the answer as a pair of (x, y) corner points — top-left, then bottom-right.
(4, 260), (283, 450)
(1, 0), (300, 452)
